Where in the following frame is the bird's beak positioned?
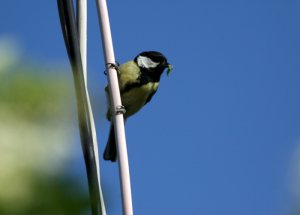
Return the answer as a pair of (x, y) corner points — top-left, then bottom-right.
(166, 64), (173, 76)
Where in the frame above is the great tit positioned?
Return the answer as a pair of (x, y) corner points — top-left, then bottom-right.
(103, 51), (172, 162)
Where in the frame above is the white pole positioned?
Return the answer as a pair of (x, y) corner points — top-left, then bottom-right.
(77, 0), (87, 82)
(95, 0), (133, 215)
(77, 1), (106, 214)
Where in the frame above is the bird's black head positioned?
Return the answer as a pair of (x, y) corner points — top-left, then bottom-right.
(134, 51), (172, 77)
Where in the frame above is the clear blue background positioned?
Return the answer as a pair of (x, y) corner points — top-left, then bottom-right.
(1, 0), (300, 214)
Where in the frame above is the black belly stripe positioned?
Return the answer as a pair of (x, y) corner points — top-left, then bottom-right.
(121, 81), (145, 94)
(121, 73), (152, 94)
(121, 68), (161, 94)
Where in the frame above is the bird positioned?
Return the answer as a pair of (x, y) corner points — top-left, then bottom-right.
(103, 51), (172, 162)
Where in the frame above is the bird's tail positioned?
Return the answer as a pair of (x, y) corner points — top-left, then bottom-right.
(103, 124), (117, 162)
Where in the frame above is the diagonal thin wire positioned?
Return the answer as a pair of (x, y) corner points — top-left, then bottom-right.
(76, 0), (106, 213)
(57, 0), (104, 214)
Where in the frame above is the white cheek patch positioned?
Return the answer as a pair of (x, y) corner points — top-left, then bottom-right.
(137, 56), (160, 69)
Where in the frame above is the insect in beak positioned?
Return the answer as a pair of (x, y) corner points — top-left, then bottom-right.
(166, 64), (173, 76)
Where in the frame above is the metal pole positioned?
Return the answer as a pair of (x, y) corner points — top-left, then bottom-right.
(57, 1), (105, 214)
(95, 0), (133, 214)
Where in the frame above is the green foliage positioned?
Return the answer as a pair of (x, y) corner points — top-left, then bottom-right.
(0, 67), (73, 122)
(0, 175), (89, 215)
(0, 64), (90, 215)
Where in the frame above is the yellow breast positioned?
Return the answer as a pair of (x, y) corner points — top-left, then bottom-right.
(122, 82), (159, 118)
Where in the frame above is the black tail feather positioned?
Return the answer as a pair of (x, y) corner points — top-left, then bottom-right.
(103, 124), (117, 162)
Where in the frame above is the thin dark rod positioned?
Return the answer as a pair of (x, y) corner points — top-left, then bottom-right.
(57, 1), (102, 214)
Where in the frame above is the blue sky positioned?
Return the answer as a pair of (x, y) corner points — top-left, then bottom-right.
(1, 0), (300, 215)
